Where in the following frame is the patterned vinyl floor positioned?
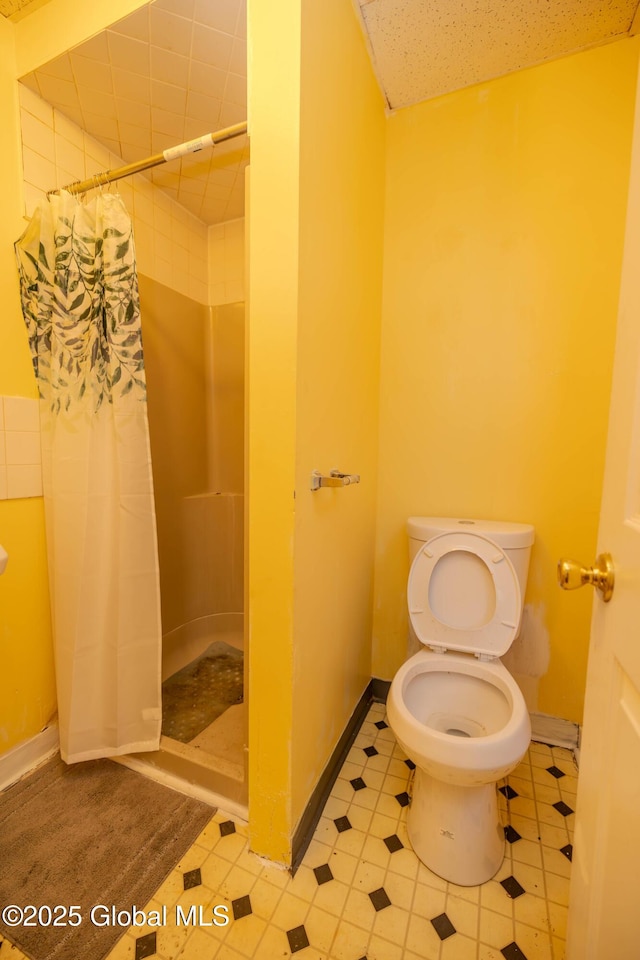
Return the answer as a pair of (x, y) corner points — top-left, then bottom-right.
(1, 701), (575, 959)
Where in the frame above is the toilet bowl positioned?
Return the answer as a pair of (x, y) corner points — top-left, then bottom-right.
(386, 517), (534, 886)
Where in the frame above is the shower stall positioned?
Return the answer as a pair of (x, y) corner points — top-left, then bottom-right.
(138, 278), (246, 805)
(16, 0), (249, 810)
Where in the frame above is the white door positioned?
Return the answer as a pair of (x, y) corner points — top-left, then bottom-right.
(565, 63), (640, 960)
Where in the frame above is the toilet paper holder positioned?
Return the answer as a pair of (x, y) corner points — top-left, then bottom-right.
(310, 469), (360, 491)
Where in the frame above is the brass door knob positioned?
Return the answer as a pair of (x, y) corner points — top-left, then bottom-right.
(557, 553), (614, 602)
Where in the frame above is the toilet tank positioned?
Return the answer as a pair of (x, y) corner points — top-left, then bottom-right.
(407, 516), (535, 618)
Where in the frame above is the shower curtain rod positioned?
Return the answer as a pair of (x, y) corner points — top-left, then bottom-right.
(50, 120), (248, 197)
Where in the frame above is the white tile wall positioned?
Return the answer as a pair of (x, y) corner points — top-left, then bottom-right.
(0, 397), (42, 500)
(17, 0), (249, 224)
(19, 85), (210, 306)
(209, 216), (245, 305)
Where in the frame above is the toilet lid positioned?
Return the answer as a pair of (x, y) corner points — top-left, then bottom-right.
(407, 531), (521, 658)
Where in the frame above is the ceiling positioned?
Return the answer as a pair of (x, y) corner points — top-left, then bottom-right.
(0, 0), (46, 17)
(19, 0), (248, 225)
(355, 0), (640, 109)
(13, 0), (640, 224)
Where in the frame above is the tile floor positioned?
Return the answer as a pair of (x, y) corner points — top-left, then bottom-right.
(1, 702), (576, 960)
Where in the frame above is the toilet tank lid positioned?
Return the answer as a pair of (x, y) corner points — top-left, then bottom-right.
(407, 516), (535, 548)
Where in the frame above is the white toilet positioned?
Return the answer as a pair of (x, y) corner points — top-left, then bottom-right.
(386, 516), (534, 886)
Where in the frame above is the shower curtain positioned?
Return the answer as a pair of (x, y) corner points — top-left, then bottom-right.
(15, 190), (162, 764)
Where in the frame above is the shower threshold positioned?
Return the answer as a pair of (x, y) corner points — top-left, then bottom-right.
(115, 702), (247, 817)
(114, 614), (247, 814)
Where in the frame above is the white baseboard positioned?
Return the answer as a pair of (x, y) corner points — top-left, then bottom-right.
(530, 712), (580, 754)
(0, 722), (59, 793)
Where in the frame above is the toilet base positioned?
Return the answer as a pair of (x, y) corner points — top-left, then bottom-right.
(407, 768), (505, 886)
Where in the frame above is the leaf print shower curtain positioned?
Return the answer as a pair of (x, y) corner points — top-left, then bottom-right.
(15, 190), (162, 764)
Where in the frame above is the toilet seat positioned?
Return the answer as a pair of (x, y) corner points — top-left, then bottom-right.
(408, 532), (521, 659)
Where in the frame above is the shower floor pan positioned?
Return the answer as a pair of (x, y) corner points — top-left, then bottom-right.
(117, 613), (247, 812)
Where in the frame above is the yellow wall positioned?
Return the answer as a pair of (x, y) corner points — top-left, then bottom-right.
(291, 0), (386, 825)
(0, 16), (55, 753)
(247, 0), (385, 859)
(246, 0), (301, 862)
(372, 38), (640, 724)
(0, 21), (34, 398)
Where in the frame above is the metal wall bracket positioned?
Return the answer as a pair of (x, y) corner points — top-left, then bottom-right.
(310, 469), (360, 491)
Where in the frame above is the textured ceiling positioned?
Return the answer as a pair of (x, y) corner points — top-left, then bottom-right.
(0, 0), (50, 19)
(20, 0), (248, 225)
(355, 0), (640, 109)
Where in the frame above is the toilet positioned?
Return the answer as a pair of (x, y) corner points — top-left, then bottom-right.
(386, 516), (534, 886)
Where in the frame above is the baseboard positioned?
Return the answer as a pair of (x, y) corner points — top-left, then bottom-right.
(0, 722), (59, 793)
(371, 678), (391, 702)
(291, 679), (375, 874)
(530, 712), (580, 753)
